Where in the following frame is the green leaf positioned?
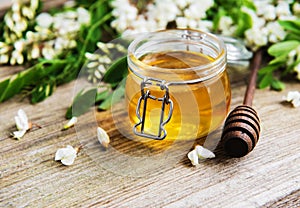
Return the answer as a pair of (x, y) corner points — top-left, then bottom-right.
(268, 40), (300, 57)
(0, 74), (24, 102)
(0, 79), (9, 95)
(98, 84), (125, 110)
(235, 10), (252, 37)
(95, 89), (110, 103)
(0, 60), (68, 103)
(258, 72), (273, 89)
(65, 88), (97, 119)
(285, 33), (300, 41)
(242, 0), (256, 10)
(212, 7), (227, 31)
(31, 83), (55, 103)
(269, 54), (288, 65)
(284, 59), (300, 76)
(102, 56), (128, 84)
(279, 19), (300, 35)
(271, 79), (285, 91)
(258, 64), (280, 75)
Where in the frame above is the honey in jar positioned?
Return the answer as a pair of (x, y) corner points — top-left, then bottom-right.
(125, 29), (231, 141)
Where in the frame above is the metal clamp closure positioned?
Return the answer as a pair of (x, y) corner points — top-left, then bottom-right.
(133, 78), (173, 140)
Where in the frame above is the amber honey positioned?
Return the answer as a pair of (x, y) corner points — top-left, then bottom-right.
(126, 29), (231, 141)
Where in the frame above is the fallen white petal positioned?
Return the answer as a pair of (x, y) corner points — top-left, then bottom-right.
(97, 127), (110, 148)
(61, 154), (77, 166)
(187, 149), (199, 166)
(13, 109), (30, 139)
(15, 116), (23, 131)
(195, 145), (215, 159)
(55, 148), (65, 161)
(284, 91), (300, 108)
(292, 99), (300, 107)
(17, 109), (29, 130)
(55, 145), (77, 166)
(12, 130), (26, 140)
(63, 117), (77, 129)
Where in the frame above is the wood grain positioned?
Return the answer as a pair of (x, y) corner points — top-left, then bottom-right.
(0, 63), (300, 207)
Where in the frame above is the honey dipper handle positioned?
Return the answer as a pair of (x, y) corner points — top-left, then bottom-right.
(243, 49), (263, 106)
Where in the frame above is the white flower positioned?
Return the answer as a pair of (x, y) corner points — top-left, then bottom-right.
(293, 3), (300, 15)
(97, 42), (110, 54)
(14, 19), (28, 33)
(97, 127), (110, 148)
(195, 145), (215, 159)
(266, 22), (286, 43)
(85, 52), (100, 61)
(63, 117), (77, 130)
(98, 56), (111, 64)
(245, 27), (268, 50)
(12, 12), (21, 22)
(0, 45), (10, 54)
(87, 61), (99, 68)
(94, 70), (102, 79)
(55, 145), (78, 166)
(174, 0), (189, 9)
(22, 6), (34, 19)
(14, 39), (25, 52)
(64, 10), (77, 19)
(31, 43), (40, 59)
(68, 40), (77, 48)
(12, 109), (31, 139)
(42, 42), (56, 60)
(10, 50), (24, 65)
(98, 65), (106, 74)
(175, 17), (188, 28)
(276, 1), (292, 17)
(263, 5), (276, 21)
(0, 54), (9, 64)
(254, 1), (269, 16)
(184, 1), (211, 20)
(76, 7), (90, 25)
(187, 145), (215, 166)
(283, 91), (300, 108)
(26, 31), (38, 42)
(187, 19), (197, 28)
(54, 37), (66, 51)
(218, 16), (235, 36)
(30, 0), (39, 11)
(12, 1), (21, 12)
(36, 13), (53, 28)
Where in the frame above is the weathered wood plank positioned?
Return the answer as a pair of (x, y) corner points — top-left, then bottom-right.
(0, 60), (300, 207)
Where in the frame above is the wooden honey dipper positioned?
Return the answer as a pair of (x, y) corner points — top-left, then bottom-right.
(221, 49), (262, 157)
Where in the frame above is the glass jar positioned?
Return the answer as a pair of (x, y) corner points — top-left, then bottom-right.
(125, 29), (231, 141)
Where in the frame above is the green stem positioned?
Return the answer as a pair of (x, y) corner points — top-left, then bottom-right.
(75, 12), (112, 68)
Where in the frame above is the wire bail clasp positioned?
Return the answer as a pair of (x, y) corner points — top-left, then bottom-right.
(133, 78), (173, 140)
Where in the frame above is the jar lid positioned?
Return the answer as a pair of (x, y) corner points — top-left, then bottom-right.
(128, 29), (227, 85)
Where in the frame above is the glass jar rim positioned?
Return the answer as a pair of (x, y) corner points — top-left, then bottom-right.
(127, 29), (227, 84)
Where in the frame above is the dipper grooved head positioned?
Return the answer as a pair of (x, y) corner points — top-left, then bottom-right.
(222, 105), (260, 157)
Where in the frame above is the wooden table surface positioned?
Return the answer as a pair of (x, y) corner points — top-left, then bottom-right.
(1, 60), (300, 207)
